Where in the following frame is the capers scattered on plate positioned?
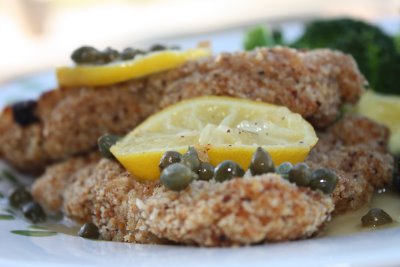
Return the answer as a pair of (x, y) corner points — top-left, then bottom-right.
(21, 202), (46, 223)
(71, 44), (180, 65)
(71, 46), (101, 64)
(361, 208), (393, 227)
(309, 168), (338, 194)
(11, 100), (39, 126)
(150, 44), (167, 51)
(8, 187), (33, 208)
(159, 151), (182, 170)
(97, 134), (120, 159)
(181, 147), (201, 172)
(121, 48), (145, 60)
(288, 163), (311, 187)
(276, 162), (293, 179)
(214, 160), (245, 182)
(78, 222), (100, 239)
(157, 147), (336, 195)
(249, 147), (275, 176)
(160, 163), (198, 191)
(197, 162), (214, 181)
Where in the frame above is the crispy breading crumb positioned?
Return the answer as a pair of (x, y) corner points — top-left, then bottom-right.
(63, 159), (160, 243)
(31, 152), (100, 212)
(306, 115), (394, 213)
(141, 175), (334, 246)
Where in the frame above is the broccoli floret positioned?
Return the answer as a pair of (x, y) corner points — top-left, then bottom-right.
(244, 26), (284, 51)
(395, 34), (400, 53)
(292, 18), (400, 95)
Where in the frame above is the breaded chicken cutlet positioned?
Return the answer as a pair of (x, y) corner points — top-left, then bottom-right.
(0, 47), (365, 173)
(35, 159), (334, 246)
(31, 115), (394, 246)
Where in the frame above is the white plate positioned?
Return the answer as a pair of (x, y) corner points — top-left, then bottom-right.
(1, 20), (400, 267)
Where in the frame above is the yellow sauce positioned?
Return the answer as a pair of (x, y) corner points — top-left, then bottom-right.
(321, 190), (400, 237)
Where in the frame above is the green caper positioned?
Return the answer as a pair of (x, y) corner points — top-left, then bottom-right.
(150, 44), (167, 51)
(160, 163), (197, 191)
(276, 162), (293, 179)
(97, 134), (120, 159)
(71, 46), (102, 64)
(309, 168), (338, 194)
(181, 147), (201, 172)
(100, 47), (120, 64)
(361, 208), (393, 227)
(21, 202), (46, 223)
(159, 151), (182, 170)
(121, 48), (145, 60)
(288, 163), (311, 186)
(78, 222), (100, 239)
(8, 187), (33, 208)
(249, 147), (275, 176)
(169, 45), (181, 50)
(197, 162), (214, 181)
(214, 160), (245, 182)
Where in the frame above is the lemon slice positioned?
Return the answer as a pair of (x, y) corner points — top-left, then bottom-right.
(56, 48), (210, 87)
(355, 91), (400, 153)
(111, 96), (318, 181)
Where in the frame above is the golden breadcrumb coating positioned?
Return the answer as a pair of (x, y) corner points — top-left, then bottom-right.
(62, 159), (159, 243)
(306, 115), (394, 213)
(140, 175), (334, 246)
(0, 47), (365, 173)
(31, 152), (100, 212)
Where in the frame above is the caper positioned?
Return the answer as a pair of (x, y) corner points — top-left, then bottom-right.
(101, 47), (120, 64)
(97, 134), (120, 159)
(121, 48), (145, 60)
(21, 202), (46, 223)
(249, 147), (275, 176)
(8, 187), (33, 208)
(150, 44), (167, 51)
(309, 168), (338, 194)
(78, 222), (100, 239)
(160, 163), (197, 191)
(197, 162), (214, 181)
(181, 147), (201, 172)
(71, 46), (102, 64)
(361, 208), (393, 227)
(214, 160), (245, 182)
(11, 100), (39, 126)
(276, 162), (293, 179)
(288, 163), (311, 186)
(159, 151), (182, 170)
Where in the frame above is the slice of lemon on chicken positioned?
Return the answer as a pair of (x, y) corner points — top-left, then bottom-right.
(111, 96), (318, 181)
(56, 47), (210, 87)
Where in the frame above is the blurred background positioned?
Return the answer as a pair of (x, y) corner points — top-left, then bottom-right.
(0, 0), (399, 83)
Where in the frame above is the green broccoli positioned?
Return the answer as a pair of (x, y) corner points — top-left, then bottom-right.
(243, 18), (400, 95)
(292, 18), (399, 95)
(243, 26), (284, 51)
